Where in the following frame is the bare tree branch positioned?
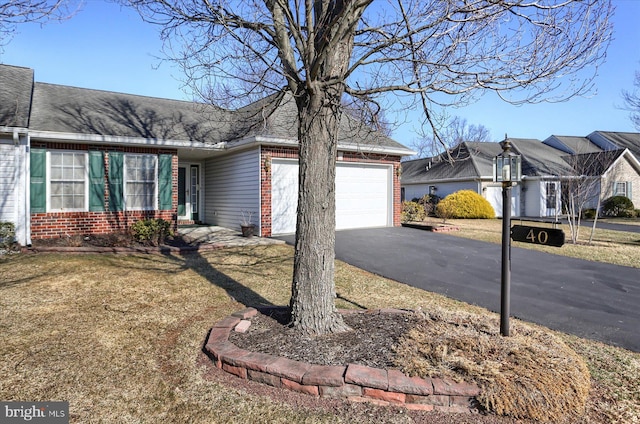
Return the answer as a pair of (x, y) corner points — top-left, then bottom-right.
(0, 0), (79, 46)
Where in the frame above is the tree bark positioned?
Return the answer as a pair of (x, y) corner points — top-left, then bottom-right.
(289, 86), (350, 335)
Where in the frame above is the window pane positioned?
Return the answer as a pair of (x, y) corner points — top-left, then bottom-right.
(49, 152), (87, 210)
(62, 153), (74, 166)
(73, 196), (85, 209)
(50, 153), (62, 166)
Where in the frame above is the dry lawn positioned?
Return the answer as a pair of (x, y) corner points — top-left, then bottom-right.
(394, 310), (590, 422)
(442, 219), (640, 268)
(1, 245), (639, 423)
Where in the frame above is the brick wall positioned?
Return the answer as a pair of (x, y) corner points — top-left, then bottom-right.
(30, 142), (178, 239)
(259, 146), (402, 237)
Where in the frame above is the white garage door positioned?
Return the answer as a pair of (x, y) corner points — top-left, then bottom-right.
(485, 186), (519, 218)
(271, 160), (392, 235)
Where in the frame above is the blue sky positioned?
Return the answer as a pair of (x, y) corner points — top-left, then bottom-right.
(1, 0), (639, 148)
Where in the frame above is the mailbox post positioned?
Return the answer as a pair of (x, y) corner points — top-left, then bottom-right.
(493, 138), (521, 336)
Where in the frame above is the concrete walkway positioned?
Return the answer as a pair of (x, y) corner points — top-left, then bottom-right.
(177, 225), (285, 248)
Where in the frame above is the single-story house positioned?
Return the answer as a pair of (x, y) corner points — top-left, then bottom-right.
(0, 64), (414, 245)
(401, 133), (640, 218)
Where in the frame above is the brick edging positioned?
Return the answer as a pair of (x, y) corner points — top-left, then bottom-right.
(204, 307), (481, 413)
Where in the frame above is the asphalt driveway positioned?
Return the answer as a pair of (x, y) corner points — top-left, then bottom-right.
(278, 226), (640, 352)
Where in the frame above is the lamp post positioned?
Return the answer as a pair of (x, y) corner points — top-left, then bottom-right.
(493, 137), (521, 336)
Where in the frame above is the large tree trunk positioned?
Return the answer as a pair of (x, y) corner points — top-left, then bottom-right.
(289, 87), (350, 335)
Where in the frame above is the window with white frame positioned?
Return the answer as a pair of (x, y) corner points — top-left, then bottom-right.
(614, 181), (629, 198)
(124, 154), (157, 210)
(49, 151), (87, 211)
(546, 182), (557, 209)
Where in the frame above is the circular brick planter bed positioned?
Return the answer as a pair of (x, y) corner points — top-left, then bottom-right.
(204, 307), (481, 413)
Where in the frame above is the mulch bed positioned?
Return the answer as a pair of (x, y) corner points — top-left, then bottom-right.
(228, 309), (421, 369)
(30, 233), (194, 249)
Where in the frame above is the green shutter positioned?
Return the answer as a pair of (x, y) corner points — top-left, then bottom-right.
(158, 154), (173, 210)
(109, 152), (124, 211)
(89, 151), (105, 211)
(30, 148), (46, 213)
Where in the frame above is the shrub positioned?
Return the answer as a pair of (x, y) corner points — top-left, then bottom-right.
(401, 201), (426, 223)
(436, 190), (495, 219)
(0, 221), (16, 249)
(601, 196), (635, 217)
(413, 194), (441, 217)
(130, 219), (172, 246)
(582, 208), (597, 219)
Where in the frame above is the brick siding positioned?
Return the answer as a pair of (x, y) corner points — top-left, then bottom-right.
(30, 142), (178, 239)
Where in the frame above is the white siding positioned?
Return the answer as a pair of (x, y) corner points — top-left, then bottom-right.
(203, 148), (260, 231)
(0, 141), (17, 224)
(523, 180), (543, 217)
(0, 137), (28, 245)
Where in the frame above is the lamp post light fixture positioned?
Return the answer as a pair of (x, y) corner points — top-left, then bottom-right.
(493, 137), (522, 336)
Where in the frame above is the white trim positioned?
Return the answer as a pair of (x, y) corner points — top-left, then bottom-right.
(123, 153), (158, 211)
(28, 130), (226, 151)
(46, 150), (90, 213)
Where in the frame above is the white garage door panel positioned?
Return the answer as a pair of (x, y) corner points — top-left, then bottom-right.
(335, 164), (389, 230)
(271, 160), (299, 235)
(271, 160), (391, 235)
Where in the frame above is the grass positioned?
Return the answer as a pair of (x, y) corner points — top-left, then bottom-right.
(440, 218), (640, 268)
(1, 226), (639, 422)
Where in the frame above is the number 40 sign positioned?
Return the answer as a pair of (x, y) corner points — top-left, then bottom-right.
(510, 225), (565, 247)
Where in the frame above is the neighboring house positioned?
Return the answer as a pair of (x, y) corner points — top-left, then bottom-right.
(401, 134), (640, 218)
(0, 64), (414, 245)
(401, 142), (521, 217)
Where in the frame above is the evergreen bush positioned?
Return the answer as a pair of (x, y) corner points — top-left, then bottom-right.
(601, 196), (635, 217)
(130, 219), (172, 246)
(401, 201), (426, 223)
(436, 190), (495, 219)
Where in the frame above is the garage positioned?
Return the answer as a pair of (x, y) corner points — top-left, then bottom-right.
(271, 159), (392, 235)
(485, 186), (520, 218)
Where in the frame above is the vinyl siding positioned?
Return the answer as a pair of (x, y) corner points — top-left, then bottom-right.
(0, 141), (17, 223)
(204, 148), (260, 231)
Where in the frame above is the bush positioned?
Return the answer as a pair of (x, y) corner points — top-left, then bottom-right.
(412, 194), (441, 217)
(582, 208), (597, 219)
(0, 221), (16, 249)
(436, 190), (495, 220)
(130, 219), (172, 246)
(401, 201), (426, 223)
(601, 196), (635, 217)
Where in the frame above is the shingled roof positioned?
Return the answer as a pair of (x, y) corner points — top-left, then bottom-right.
(1, 64), (413, 154)
(401, 142), (503, 183)
(0, 64), (34, 128)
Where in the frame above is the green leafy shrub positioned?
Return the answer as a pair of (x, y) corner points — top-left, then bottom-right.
(582, 208), (597, 219)
(130, 219), (172, 246)
(601, 196), (635, 217)
(436, 190), (495, 219)
(401, 201), (426, 223)
(0, 221), (16, 249)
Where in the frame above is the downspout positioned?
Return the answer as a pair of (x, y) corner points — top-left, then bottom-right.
(22, 130), (32, 246)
